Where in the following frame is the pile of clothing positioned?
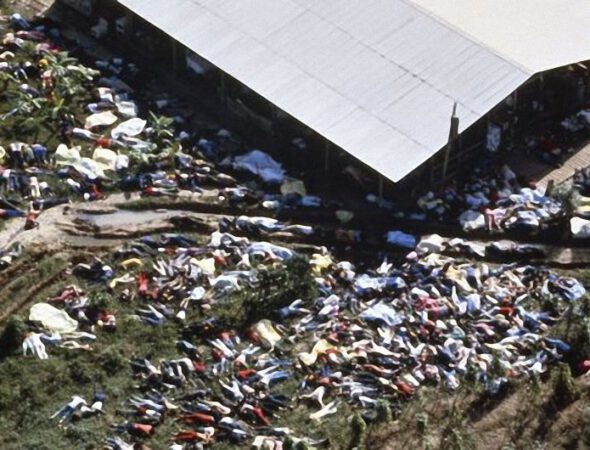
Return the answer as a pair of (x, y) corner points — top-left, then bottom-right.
(0, 241), (22, 271)
(25, 226), (584, 448)
(418, 164), (563, 232)
(0, 15), (300, 232)
(22, 284), (114, 359)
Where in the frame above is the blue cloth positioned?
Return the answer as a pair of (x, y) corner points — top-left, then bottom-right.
(544, 338), (571, 353)
(360, 302), (403, 327)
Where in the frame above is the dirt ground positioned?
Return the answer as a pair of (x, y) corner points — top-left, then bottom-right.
(0, 193), (127, 250)
(1, 0), (53, 15)
(367, 374), (590, 450)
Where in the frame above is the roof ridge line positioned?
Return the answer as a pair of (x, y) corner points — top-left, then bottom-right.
(402, 0), (534, 75)
(180, 0), (432, 151)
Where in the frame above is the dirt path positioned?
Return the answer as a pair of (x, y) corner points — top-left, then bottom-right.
(0, 193), (136, 250)
(2, 0), (54, 16)
(5, 191), (590, 269)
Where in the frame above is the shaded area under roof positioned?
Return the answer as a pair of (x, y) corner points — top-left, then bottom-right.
(117, 0), (589, 182)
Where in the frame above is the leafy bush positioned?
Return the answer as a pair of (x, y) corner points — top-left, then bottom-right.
(350, 413), (367, 450)
(376, 399), (393, 424)
(552, 363), (579, 407)
(0, 316), (26, 358)
(213, 255), (317, 330)
(416, 412), (428, 435)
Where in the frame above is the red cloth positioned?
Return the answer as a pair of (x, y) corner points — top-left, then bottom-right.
(489, 190), (499, 206)
(180, 412), (215, 425)
(395, 381), (414, 397)
(174, 430), (207, 442)
(237, 369), (257, 380)
(96, 136), (111, 148)
(211, 348), (224, 361)
(249, 406), (271, 426)
(578, 360), (590, 374)
(192, 361), (206, 373)
(214, 253), (226, 266)
(137, 272), (148, 293)
(130, 423), (154, 436)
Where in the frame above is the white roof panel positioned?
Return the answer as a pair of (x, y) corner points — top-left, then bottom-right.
(117, 0), (590, 182)
(411, 0), (590, 72)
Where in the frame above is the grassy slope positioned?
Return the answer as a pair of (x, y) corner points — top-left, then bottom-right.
(0, 245), (358, 450)
(370, 374), (590, 450)
(3, 244), (590, 450)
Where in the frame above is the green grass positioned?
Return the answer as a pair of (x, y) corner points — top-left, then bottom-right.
(0, 246), (345, 449)
(1, 246), (589, 449)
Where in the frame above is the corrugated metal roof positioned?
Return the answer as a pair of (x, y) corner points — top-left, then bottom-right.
(411, 0), (590, 73)
(116, 0), (587, 182)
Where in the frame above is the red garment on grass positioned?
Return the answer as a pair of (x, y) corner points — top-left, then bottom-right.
(174, 430), (208, 442)
(137, 272), (148, 293)
(129, 423), (154, 436)
(237, 369), (257, 380)
(96, 136), (111, 148)
(180, 412), (215, 425)
(248, 406), (271, 426)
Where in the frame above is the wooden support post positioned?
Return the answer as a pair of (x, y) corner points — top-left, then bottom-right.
(219, 72), (227, 105)
(509, 90), (518, 149)
(442, 141), (452, 180)
(378, 175), (384, 200)
(125, 10), (134, 39)
(324, 141), (330, 173)
(442, 102), (459, 180)
(171, 40), (179, 73)
(545, 179), (555, 196)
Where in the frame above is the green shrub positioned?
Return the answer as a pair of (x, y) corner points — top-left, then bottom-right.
(350, 413), (367, 450)
(97, 346), (127, 376)
(376, 399), (393, 424)
(0, 316), (26, 358)
(68, 360), (92, 385)
(416, 412), (428, 435)
(552, 363), (579, 407)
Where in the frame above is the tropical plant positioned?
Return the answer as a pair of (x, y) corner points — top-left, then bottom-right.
(147, 111), (175, 146)
(41, 51), (97, 116)
(350, 412), (367, 450)
(0, 71), (16, 92)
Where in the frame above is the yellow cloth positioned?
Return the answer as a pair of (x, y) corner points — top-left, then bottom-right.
(254, 320), (282, 348)
(92, 147), (117, 171)
(29, 303), (78, 333)
(109, 273), (135, 289)
(280, 177), (306, 197)
(335, 210), (354, 224)
(54, 144), (81, 166)
(84, 110), (118, 129)
(191, 258), (216, 276)
(310, 253), (333, 275)
(576, 204), (590, 214)
(120, 258), (143, 269)
(298, 339), (335, 366)
(422, 253), (451, 267)
(445, 265), (474, 293)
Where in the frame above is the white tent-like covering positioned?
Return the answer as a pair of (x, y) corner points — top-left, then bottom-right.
(118, 0), (590, 182)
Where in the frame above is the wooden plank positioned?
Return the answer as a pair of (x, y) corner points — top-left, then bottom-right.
(537, 141), (590, 187)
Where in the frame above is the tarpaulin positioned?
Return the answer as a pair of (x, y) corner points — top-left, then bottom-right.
(84, 110), (118, 129)
(29, 303), (78, 333)
(111, 117), (146, 139)
(233, 150), (285, 184)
